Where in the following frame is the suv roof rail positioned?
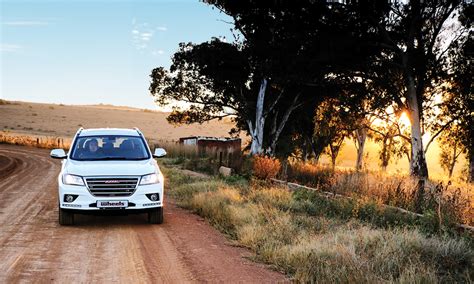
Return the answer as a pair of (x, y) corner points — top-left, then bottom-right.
(77, 127), (84, 134)
(133, 127), (143, 136)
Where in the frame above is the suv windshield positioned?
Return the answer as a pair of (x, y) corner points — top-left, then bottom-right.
(70, 135), (150, 161)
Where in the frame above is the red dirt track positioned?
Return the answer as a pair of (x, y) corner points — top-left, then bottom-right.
(0, 144), (287, 283)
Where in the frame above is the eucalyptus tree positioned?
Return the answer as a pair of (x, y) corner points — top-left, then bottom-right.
(151, 1), (379, 157)
(362, 0), (469, 178)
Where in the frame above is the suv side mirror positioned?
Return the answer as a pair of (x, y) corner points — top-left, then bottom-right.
(50, 149), (67, 159)
(153, 148), (167, 158)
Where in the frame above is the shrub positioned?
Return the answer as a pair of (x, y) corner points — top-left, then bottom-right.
(252, 155), (281, 180)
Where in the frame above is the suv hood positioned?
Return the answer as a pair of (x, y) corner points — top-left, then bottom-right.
(65, 159), (157, 177)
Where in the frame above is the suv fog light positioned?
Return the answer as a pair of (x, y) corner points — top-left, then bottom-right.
(64, 194), (78, 203)
(146, 193), (159, 201)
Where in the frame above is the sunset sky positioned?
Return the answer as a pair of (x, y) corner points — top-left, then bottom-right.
(0, 0), (234, 109)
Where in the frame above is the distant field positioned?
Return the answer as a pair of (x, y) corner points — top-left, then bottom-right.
(0, 99), (466, 180)
(0, 100), (240, 142)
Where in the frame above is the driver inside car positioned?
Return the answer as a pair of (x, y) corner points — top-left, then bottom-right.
(81, 138), (104, 158)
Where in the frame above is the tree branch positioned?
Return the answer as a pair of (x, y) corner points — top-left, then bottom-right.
(424, 118), (455, 154)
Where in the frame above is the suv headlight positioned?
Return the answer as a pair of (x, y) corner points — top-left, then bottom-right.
(62, 174), (85, 186)
(140, 173), (160, 185)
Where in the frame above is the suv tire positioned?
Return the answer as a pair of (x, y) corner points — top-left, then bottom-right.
(148, 207), (163, 224)
(59, 207), (74, 225)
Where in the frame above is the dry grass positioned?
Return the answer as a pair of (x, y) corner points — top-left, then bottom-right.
(0, 100), (243, 143)
(153, 140), (200, 159)
(164, 167), (473, 283)
(285, 161), (473, 226)
(0, 131), (71, 149)
(286, 161), (334, 188)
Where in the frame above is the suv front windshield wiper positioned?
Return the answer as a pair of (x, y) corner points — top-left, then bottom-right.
(74, 156), (148, 161)
(97, 156), (148, 161)
(76, 156), (130, 161)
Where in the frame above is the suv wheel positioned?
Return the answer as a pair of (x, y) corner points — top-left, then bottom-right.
(148, 207), (163, 224)
(59, 207), (74, 225)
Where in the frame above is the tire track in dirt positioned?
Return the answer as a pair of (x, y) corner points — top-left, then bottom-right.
(0, 144), (287, 283)
(0, 154), (21, 180)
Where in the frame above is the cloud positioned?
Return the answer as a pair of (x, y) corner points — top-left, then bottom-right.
(151, 49), (165, 56)
(131, 21), (156, 50)
(140, 32), (153, 41)
(0, 44), (22, 52)
(3, 21), (49, 26)
(132, 21), (167, 51)
(135, 43), (148, 50)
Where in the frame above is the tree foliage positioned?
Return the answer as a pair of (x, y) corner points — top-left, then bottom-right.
(149, 0), (472, 183)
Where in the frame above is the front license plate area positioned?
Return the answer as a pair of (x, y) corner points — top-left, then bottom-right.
(97, 200), (128, 208)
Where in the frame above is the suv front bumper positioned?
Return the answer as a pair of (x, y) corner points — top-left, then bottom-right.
(58, 182), (163, 211)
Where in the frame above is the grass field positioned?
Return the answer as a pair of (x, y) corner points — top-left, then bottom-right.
(162, 165), (473, 283)
(0, 100), (240, 143)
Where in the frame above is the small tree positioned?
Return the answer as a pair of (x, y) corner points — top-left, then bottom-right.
(372, 122), (410, 171)
(438, 125), (466, 179)
(314, 98), (352, 170)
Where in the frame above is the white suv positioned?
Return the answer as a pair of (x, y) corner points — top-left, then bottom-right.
(50, 128), (166, 225)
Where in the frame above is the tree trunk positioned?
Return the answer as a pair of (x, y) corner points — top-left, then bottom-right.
(354, 127), (367, 171)
(448, 143), (458, 179)
(281, 158), (288, 180)
(311, 138), (323, 165)
(469, 148), (474, 183)
(330, 154), (336, 171)
(249, 78), (267, 155)
(267, 94), (300, 156)
(329, 144), (338, 171)
(448, 164), (454, 179)
(406, 78), (428, 179)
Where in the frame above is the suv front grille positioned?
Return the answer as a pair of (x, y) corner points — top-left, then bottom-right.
(85, 177), (139, 197)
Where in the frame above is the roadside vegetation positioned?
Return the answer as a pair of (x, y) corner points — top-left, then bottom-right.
(162, 164), (473, 283)
(165, 155), (473, 228)
(283, 160), (473, 227)
(0, 131), (71, 149)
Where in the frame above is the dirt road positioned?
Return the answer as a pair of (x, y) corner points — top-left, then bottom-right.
(0, 144), (286, 283)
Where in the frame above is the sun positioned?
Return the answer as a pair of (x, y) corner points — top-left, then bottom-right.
(399, 111), (411, 127)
